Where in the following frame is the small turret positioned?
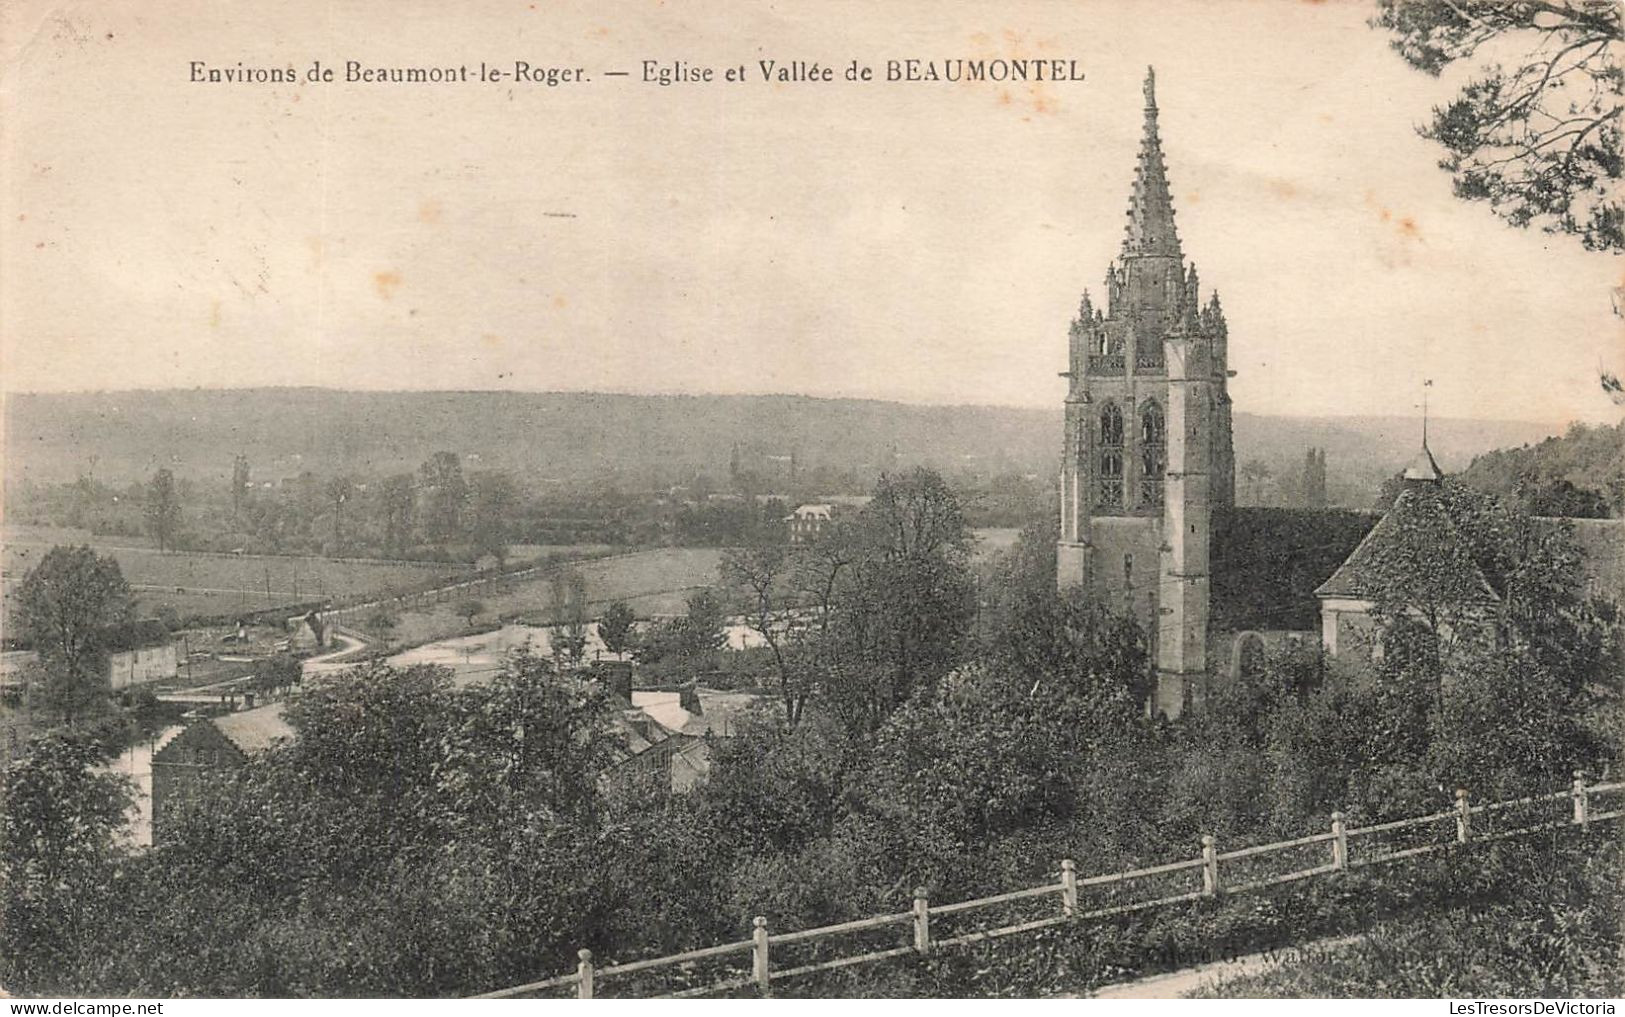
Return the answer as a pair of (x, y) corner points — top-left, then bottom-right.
(1203, 292), (1227, 336)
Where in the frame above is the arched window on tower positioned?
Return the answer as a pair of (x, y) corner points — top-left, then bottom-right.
(1140, 399), (1165, 506)
(1097, 403), (1124, 508)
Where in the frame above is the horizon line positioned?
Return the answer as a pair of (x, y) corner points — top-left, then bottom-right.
(0, 383), (1581, 431)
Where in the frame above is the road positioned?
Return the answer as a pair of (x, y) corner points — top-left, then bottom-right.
(1084, 934), (1364, 998)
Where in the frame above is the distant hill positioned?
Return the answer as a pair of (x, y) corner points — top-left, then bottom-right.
(1455, 420), (1623, 517)
(2, 388), (1562, 506)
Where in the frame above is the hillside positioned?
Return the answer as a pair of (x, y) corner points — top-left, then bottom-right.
(2, 388), (1561, 506)
(1455, 420), (1623, 516)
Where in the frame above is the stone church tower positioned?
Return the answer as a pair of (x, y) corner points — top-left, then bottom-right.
(1057, 68), (1236, 718)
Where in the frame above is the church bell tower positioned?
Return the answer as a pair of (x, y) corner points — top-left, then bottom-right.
(1056, 68), (1235, 718)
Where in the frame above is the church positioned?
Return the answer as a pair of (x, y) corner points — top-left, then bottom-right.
(1056, 68), (1235, 718)
(1055, 70), (1624, 720)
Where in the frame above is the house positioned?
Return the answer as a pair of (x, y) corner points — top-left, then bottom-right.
(786, 503), (834, 543)
(631, 684), (763, 790)
(2, 621), (179, 692)
(150, 702), (293, 840)
(605, 706), (685, 792)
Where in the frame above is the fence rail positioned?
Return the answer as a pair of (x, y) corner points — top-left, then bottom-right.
(472, 773), (1622, 999)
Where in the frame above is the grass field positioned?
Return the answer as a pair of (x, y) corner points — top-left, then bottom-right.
(2, 525), (475, 624)
(349, 547), (727, 648)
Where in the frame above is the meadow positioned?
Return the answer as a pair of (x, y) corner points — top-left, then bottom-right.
(2, 525), (474, 624)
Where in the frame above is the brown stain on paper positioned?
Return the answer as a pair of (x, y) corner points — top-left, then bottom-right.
(374, 270), (403, 299)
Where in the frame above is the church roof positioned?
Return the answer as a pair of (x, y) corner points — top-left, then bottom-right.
(1121, 67), (1181, 260)
(1314, 484), (1499, 604)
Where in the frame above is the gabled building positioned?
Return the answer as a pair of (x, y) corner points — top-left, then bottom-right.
(150, 702), (293, 840)
(1315, 443), (1498, 662)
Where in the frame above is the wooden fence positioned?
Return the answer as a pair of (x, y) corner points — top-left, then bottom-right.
(471, 774), (1623, 999)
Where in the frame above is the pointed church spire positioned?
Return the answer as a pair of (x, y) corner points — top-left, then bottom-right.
(1121, 66), (1181, 260)
(1403, 379), (1443, 483)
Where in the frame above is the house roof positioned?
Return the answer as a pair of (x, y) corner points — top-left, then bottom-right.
(631, 687), (764, 738)
(1315, 484), (1499, 604)
(212, 703), (294, 755)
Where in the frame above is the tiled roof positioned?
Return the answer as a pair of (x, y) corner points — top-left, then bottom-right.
(1315, 484), (1498, 603)
(212, 703), (294, 755)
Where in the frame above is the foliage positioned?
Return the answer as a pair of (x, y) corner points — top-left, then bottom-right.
(0, 733), (134, 990)
(14, 546), (133, 724)
(457, 598), (485, 626)
(418, 451), (468, 546)
(548, 569), (590, 667)
(596, 600), (637, 657)
(1202, 840), (1622, 998)
(1456, 419), (1623, 517)
(1372, 0), (1623, 250)
(808, 469), (978, 736)
(252, 654), (302, 696)
(720, 543), (810, 724)
(144, 468), (184, 553)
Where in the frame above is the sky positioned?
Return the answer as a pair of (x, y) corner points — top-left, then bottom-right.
(2, 0), (1621, 428)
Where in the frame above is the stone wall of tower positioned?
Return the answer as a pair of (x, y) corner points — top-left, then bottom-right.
(1156, 334), (1212, 717)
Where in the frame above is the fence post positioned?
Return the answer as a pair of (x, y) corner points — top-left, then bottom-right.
(1330, 811), (1348, 871)
(576, 948), (594, 1000)
(1201, 835), (1219, 896)
(1572, 770), (1589, 828)
(913, 888), (931, 953)
(1060, 859), (1078, 917)
(1455, 788), (1470, 844)
(752, 916), (770, 995)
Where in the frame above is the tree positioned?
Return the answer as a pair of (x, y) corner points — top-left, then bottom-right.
(680, 588), (728, 665)
(469, 470), (519, 565)
(231, 454), (251, 520)
(325, 475), (355, 547)
(1372, 0), (1623, 250)
(597, 600), (637, 658)
(418, 452), (467, 546)
(811, 469), (977, 734)
(144, 468), (182, 553)
(14, 546), (131, 724)
(1240, 458), (1272, 504)
(1526, 478), (1611, 518)
(365, 608), (398, 638)
(458, 599), (486, 627)
(549, 569), (589, 667)
(378, 473), (416, 557)
(721, 544), (808, 724)
(253, 654), (302, 697)
(0, 733), (133, 990)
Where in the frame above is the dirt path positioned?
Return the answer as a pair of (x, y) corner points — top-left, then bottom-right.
(1084, 933), (1364, 998)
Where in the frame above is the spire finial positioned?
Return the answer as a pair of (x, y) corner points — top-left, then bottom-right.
(1422, 378), (1433, 449)
(1402, 378), (1444, 484)
(1121, 69), (1180, 259)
